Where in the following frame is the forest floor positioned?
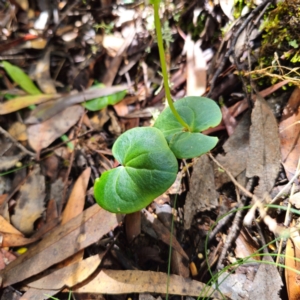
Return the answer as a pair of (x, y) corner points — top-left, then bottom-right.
(0, 0), (299, 299)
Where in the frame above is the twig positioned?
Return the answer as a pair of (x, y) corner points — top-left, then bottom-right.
(216, 178), (256, 270)
(208, 154), (287, 238)
(0, 126), (36, 157)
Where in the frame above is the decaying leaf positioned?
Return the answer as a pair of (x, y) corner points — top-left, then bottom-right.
(11, 164), (45, 235)
(27, 105), (84, 153)
(184, 154), (218, 230)
(0, 204), (121, 287)
(22, 254), (103, 300)
(72, 269), (222, 298)
(246, 94), (281, 200)
(279, 87), (300, 180)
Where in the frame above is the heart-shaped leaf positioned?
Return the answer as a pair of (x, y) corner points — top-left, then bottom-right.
(154, 96), (222, 158)
(94, 127), (178, 213)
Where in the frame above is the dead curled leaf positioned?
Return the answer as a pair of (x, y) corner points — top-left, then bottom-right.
(0, 204), (121, 287)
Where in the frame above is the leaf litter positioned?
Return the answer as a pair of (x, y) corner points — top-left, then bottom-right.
(0, 0), (300, 299)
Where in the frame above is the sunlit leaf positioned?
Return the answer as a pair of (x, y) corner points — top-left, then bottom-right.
(94, 127), (178, 213)
(154, 96), (222, 158)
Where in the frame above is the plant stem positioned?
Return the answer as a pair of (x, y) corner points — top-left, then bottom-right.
(153, 1), (191, 131)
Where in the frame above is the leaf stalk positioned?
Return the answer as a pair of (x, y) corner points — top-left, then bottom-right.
(153, 1), (191, 131)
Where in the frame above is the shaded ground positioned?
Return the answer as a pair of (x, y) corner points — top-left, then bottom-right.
(0, 0), (299, 299)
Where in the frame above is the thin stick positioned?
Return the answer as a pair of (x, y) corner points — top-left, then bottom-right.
(0, 126), (36, 157)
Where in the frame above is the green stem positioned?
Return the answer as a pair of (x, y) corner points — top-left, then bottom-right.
(153, 1), (191, 131)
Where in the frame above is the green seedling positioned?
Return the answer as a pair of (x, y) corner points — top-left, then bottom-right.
(82, 83), (127, 111)
(154, 96), (221, 159)
(94, 0), (222, 214)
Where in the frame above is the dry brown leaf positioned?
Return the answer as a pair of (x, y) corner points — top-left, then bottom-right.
(184, 154), (218, 230)
(72, 269), (222, 298)
(0, 204), (120, 287)
(0, 215), (22, 235)
(61, 168), (91, 224)
(186, 35), (206, 97)
(8, 122), (27, 141)
(285, 225), (300, 300)
(246, 94), (281, 199)
(27, 105), (84, 153)
(0, 233), (37, 248)
(22, 254), (102, 300)
(25, 85), (127, 124)
(11, 165), (45, 235)
(0, 94), (57, 115)
(279, 87), (300, 180)
(60, 167), (91, 266)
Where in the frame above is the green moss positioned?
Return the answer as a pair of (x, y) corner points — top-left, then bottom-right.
(256, 0), (300, 86)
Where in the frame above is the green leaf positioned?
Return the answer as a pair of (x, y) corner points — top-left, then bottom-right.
(154, 96), (222, 159)
(94, 127), (178, 213)
(83, 89), (127, 111)
(2, 61), (41, 95)
(169, 132), (218, 159)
